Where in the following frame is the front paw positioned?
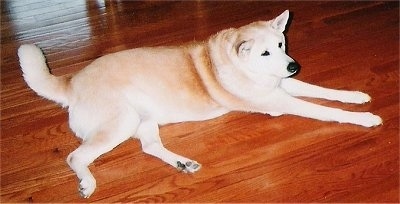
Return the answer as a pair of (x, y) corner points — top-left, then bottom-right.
(357, 112), (383, 127)
(340, 91), (371, 104)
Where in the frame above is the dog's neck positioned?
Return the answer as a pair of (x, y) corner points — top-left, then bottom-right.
(211, 31), (281, 85)
(206, 36), (282, 108)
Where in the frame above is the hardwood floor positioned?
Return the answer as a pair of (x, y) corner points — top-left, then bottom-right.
(1, 1), (399, 202)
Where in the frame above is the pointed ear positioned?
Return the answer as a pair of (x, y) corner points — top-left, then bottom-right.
(237, 39), (255, 58)
(271, 10), (290, 32)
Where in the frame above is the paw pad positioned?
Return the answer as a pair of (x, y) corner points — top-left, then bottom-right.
(177, 161), (186, 171)
(176, 160), (201, 173)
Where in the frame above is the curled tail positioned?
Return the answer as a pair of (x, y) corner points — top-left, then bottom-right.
(18, 44), (70, 107)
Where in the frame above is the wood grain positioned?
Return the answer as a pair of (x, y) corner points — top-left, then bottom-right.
(1, 1), (398, 202)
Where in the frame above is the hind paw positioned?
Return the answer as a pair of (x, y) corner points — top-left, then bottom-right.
(78, 177), (96, 198)
(176, 160), (201, 173)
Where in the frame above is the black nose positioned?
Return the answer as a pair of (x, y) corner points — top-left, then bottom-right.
(287, 62), (300, 73)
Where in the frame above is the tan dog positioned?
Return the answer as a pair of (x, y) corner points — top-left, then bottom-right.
(18, 10), (382, 198)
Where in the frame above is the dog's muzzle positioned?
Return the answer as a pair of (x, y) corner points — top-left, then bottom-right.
(287, 62), (300, 74)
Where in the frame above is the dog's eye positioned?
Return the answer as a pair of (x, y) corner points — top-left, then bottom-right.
(278, 42), (283, 48)
(261, 51), (270, 56)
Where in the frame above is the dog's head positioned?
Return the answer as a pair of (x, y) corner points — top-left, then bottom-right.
(231, 10), (300, 78)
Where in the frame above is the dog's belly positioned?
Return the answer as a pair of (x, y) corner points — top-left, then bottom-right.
(124, 88), (228, 125)
(68, 86), (227, 141)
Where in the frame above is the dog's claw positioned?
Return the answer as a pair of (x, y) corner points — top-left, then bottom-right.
(78, 184), (90, 198)
(79, 188), (89, 199)
(78, 184), (87, 198)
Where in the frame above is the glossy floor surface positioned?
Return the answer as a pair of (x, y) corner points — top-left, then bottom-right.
(1, 1), (399, 202)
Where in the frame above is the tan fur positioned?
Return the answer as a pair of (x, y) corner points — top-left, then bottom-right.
(18, 10), (381, 198)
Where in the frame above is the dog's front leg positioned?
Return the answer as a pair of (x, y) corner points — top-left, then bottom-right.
(265, 91), (382, 127)
(280, 78), (371, 104)
(135, 119), (201, 173)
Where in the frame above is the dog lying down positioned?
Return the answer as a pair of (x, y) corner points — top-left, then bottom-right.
(18, 10), (382, 198)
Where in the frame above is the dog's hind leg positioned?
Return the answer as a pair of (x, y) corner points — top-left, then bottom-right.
(280, 78), (371, 104)
(67, 111), (140, 198)
(135, 119), (201, 173)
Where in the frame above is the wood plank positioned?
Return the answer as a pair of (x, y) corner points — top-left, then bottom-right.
(1, 0), (398, 202)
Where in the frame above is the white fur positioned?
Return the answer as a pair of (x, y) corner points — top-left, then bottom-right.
(18, 10), (382, 198)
